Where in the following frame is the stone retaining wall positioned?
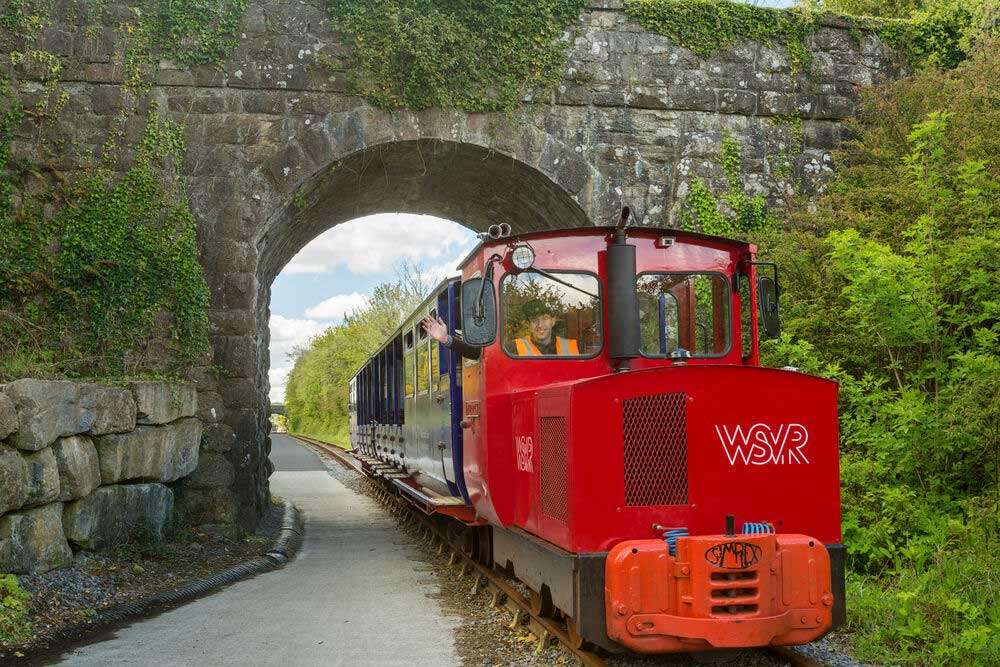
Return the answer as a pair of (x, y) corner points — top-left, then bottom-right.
(0, 379), (201, 573)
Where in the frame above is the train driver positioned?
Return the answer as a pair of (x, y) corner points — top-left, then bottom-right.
(512, 299), (579, 356)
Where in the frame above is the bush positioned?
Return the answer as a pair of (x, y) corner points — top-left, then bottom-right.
(755, 40), (1000, 664)
(0, 574), (31, 647)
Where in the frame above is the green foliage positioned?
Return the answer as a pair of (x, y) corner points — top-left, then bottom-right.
(285, 272), (428, 444)
(846, 503), (1000, 666)
(139, 0), (250, 68)
(628, 0), (991, 72)
(798, 0), (923, 18)
(0, 574), (31, 647)
(802, 0), (999, 68)
(0, 3), (225, 380)
(0, 111), (211, 379)
(325, 0), (588, 113)
(624, 0), (820, 72)
(680, 133), (775, 239)
(757, 46), (1000, 664)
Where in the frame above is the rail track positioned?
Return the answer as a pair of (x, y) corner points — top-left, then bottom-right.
(291, 434), (828, 667)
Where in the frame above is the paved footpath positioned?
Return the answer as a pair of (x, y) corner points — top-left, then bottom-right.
(54, 434), (460, 667)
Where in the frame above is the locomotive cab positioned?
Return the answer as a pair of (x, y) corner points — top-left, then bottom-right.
(455, 225), (844, 654)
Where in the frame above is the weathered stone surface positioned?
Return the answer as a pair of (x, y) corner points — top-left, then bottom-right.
(78, 383), (137, 435)
(128, 381), (198, 425)
(0, 446), (29, 515)
(23, 447), (61, 507)
(0, 503), (73, 573)
(0, 392), (17, 440)
(63, 483), (174, 550)
(201, 423), (236, 453)
(175, 483), (237, 525)
(186, 453), (235, 489)
(95, 418), (202, 484)
(5, 379), (87, 451)
(52, 435), (102, 502)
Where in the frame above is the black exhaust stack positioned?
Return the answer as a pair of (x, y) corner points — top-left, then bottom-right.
(607, 207), (640, 372)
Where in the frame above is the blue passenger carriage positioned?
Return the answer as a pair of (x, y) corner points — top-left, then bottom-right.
(349, 278), (470, 509)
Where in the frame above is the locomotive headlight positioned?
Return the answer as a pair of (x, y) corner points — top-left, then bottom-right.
(511, 244), (535, 270)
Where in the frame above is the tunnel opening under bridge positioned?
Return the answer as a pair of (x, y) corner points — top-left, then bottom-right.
(232, 138), (599, 528)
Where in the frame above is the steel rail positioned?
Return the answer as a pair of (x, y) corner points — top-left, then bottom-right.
(292, 434), (833, 667)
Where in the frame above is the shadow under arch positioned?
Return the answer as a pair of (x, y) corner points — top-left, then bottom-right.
(251, 138), (595, 520)
(258, 139), (593, 286)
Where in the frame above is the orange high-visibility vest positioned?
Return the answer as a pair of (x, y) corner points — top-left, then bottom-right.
(515, 337), (580, 356)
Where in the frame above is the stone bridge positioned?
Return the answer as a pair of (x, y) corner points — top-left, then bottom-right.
(21, 1), (901, 527)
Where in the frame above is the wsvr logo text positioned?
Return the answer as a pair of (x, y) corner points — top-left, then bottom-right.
(714, 423), (810, 466)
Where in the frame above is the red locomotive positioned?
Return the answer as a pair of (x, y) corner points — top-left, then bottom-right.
(349, 214), (843, 656)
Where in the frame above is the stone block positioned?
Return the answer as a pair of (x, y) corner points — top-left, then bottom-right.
(202, 423), (236, 453)
(0, 392), (17, 440)
(0, 503), (73, 574)
(5, 379), (87, 450)
(78, 383), (137, 435)
(128, 381), (198, 425)
(52, 435), (102, 502)
(63, 483), (174, 550)
(175, 482), (237, 524)
(95, 418), (202, 485)
(186, 453), (235, 489)
(0, 447), (29, 515)
(23, 448), (60, 507)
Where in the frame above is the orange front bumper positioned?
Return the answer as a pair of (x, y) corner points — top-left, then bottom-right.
(605, 534), (834, 653)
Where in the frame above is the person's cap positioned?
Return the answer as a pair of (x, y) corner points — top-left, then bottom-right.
(522, 299), (554, 320)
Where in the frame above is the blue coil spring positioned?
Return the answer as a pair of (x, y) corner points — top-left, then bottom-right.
(662, 528), (688, 556)
(742, 522), (775, 535)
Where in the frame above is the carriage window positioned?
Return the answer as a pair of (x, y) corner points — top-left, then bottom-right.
(404, 350), (415, 397)
(430, 338), (440, 384)
(416, 339), (429, 394)
(501, 271), (601, 358)
(637, 273), (731, 358)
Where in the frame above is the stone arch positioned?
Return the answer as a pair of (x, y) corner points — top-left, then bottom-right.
(232, 131), (604, 528)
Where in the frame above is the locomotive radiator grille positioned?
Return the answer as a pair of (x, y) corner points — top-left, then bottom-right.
(539, 416), (569, 521)
(622, 392), (689, 506)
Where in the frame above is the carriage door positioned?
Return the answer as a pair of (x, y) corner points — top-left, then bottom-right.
(432, 290), (458, 488)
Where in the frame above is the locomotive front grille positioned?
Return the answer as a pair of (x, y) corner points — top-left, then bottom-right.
(622, 392), (689, 506)
(539, 416), (569, 521)
(709, 571), (761, 617)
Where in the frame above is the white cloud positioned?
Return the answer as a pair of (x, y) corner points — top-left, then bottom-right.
(304, 292), (368, 320)
(284, 213), (477, 275)
(268, 314), (331, 402)
(420, 250), (468, 287)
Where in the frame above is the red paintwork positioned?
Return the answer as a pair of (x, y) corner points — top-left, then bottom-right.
(457, 227), (842, 650)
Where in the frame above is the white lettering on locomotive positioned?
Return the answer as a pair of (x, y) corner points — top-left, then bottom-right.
(515, 435), (534, 472)
(714, 423), (810, 466)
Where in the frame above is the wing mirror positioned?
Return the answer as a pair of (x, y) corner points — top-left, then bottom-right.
(460, 254), (501, 347)
(757, 273), (780, 340)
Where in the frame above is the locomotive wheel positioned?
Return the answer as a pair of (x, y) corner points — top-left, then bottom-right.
(565, 617), (593, 651)
(529, 587), (555, 618)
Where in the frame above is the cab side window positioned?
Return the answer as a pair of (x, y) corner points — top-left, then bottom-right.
(500, 271), (601, 358)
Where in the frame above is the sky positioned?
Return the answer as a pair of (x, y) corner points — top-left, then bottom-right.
(267, 0), (797, 402)
(268, 214), (478, 402)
